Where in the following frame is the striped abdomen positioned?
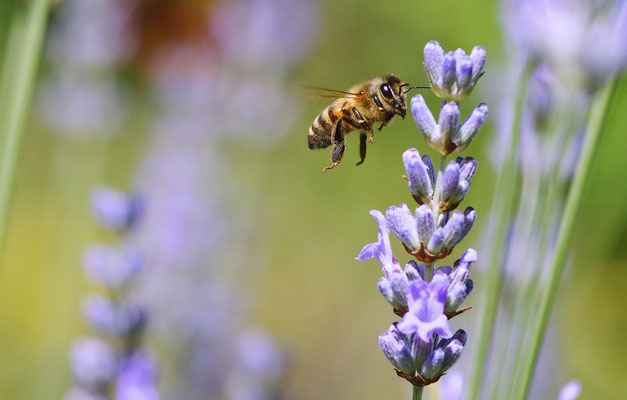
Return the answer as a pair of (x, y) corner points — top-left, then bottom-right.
(307, 102), (358, 149)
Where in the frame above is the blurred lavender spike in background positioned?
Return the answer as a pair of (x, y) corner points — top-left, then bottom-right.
(38, 0), (131, 136)
(503, 0), (627, 88)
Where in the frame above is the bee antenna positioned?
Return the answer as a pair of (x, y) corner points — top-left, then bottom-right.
(404, 85), (430, 94)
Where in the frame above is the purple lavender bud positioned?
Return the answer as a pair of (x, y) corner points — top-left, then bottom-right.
(459, 157), (478, 182)
(455, 49), (473, 90)
(421, 348), (445, 379)
(427, 228), (445, 255)
(82, 245), (142, 289)
(469, 46), (486, 82)
(70, 338), (117, 389)
(440, 162), (461, 203)
(403, 148), (433, 203)
(404, 260), (424, 281)
(441, 52), (457, 94)
(386, 204), (420, 252)
(415, 204), (436, 246)
(397, 280), (452, 342)
(439, 101), (461, 146)
(423, 40), (445, 85)
(439, 334), (466, 372)
(90, 185), (142, 233)
(442, 208), (475, 250)
(559, 380), (582, 400)
(440, 157), (477, 211)
(389, 272), (409, 308)
(377, 277), (396, 305)
(411, 94), (437, 141)
(379, 324), (416, 375)
(455, 103), (488, 152)
(441, 211), (466, 248)
(422, 331), (467, 379)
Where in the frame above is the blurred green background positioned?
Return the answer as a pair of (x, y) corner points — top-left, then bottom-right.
(0, 0), (625, 399)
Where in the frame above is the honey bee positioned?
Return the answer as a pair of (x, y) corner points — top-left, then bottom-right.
(306, 75), (425, 171)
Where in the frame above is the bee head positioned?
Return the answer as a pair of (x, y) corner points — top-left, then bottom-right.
(380, 75), (407, 118)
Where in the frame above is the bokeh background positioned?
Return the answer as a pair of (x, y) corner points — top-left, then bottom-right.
(0, 0), (625, 399)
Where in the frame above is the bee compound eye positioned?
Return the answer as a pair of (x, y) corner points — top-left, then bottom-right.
(380, 84), (394, 100)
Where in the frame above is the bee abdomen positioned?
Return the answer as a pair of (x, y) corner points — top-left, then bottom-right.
(307, 107), (334, 149)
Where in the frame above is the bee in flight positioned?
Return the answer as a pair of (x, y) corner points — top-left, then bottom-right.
(307, 75), (425, 171)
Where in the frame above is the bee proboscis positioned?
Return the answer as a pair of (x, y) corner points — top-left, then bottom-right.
(306, 75), (425, 171)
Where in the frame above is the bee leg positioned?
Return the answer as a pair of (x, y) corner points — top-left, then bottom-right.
(356, 132), (367, 166)
(323, 117), (346, 172)
(324, 145), (345, 172)
(351, 107), (373, 143)
(378, 113), (394, 131)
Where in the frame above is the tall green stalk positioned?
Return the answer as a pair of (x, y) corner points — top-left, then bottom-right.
(466, 60), (533, 400)
(514, 77), (618, 400)
(0, 0), (51, 266)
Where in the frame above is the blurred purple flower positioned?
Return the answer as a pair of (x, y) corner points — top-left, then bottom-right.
(439, 371), (464, 400)
(397, 279), (453, 342)
(503, 0), (627, 86)
(82, 245), (142, 289)
(91, 185), (143, 233)
(558, 380), (581, 400)
(116, 352), (160, 400)
(69, 338), (117, 389)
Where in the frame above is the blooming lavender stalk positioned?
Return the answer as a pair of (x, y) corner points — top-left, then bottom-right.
(65, 185), (159, 400)
(469, 1), (627, 399)
(357, 41), (487, 399)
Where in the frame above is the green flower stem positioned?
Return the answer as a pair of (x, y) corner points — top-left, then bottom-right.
(514, 77), (618, 400)
(505, 102), (579, 400)
(413, 385), (423, 400)
(0, 0), (51, 267)
(466, 60), (533, 400)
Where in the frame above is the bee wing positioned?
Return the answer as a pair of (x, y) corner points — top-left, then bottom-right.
(293, 85), (362, 99)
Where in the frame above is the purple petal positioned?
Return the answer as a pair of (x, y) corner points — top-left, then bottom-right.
(356, 210), (393, 268)
(559, 380), (581, 400)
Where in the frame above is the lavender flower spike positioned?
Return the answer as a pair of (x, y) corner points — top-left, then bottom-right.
(356, 210), (394, 269)
(423, 40), (486, 101)
(397, 279), (453, 342)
